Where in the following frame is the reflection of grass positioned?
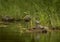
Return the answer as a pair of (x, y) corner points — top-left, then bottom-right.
(1, 24), (60, 42)
(0, 0), (60, 42)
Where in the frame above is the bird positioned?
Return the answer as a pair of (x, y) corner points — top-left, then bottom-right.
(42, 29), (47, 33)
(34, 20), (44, 29)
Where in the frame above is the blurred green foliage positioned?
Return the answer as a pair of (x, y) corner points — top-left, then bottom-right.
(0, 0), (60, 42)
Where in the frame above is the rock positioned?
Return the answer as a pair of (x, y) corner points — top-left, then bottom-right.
(2, 16), (14, 22)
(42, 29), (47, 33)
(32, 27), (36, 29)
(49, 26), (60, 30)
(24, 15), (31, 22)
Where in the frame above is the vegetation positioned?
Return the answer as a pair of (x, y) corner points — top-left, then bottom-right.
(0, 0), (60, 42)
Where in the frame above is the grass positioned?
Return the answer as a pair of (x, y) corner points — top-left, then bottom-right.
(0, 0), (60, 42)
(0, 0), (60, 26)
